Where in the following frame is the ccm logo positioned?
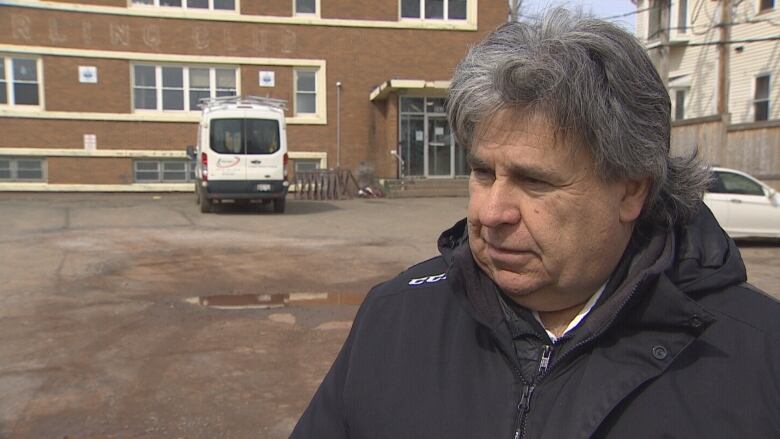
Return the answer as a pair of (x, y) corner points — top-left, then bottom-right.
(408, 273), (447, 286)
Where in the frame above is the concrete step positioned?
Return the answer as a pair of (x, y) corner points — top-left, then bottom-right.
(384, 178), (469, 198)
(386, 187), (469, 199)
(385, 179), (468, 188)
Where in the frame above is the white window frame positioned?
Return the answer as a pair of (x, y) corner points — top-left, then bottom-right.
(129, 0), (238, 12)
(134, 160), (196, 183)
(753, 73), (771, 122)
(293, 158), (321, 174)
(672, 87), (688, 121)
(646, 0), (670, 41)
(132, 64), (238, 112)
(294, 68), (318, 116)
(0, 56), (43, 108)
(0, 157), (47, 182)
(293, 0), (320, 17)
(399, 0), (469, 21)
(669, 0), (690, 41)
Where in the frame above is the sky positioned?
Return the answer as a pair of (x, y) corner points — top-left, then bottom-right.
(516, 0), (638, 31)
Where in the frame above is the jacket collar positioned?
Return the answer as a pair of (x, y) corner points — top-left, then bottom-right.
(439, 204), (744, 343)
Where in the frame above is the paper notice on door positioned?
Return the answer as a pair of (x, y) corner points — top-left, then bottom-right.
(435, 126), (445, 136)
(415, 131), (424, 141)
(83, 134), (97, 151)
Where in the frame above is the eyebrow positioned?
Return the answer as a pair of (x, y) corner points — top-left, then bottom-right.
(467, 150), (556, 182)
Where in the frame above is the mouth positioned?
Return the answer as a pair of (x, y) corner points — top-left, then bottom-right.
(484, 242), (535, 258)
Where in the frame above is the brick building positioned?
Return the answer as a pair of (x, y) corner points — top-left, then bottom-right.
(0, 0), (506, 191)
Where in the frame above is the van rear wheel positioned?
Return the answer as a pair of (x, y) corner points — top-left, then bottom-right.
(273, 197), (286, 214)
(199, 188), (212, 213)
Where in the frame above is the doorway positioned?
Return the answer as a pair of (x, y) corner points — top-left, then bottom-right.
(398, 96), (468, 178)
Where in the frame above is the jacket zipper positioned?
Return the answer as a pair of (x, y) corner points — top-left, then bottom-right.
(512, 344), (553, 439)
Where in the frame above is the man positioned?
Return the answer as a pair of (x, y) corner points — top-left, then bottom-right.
(292, 9), (780, 438)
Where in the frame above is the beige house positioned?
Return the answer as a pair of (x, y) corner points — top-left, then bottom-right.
(635, 0), (779, 188)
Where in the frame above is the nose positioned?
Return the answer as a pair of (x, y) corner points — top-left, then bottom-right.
(477, 180), (522, 228)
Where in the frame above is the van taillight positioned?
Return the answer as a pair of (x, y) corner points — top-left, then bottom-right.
(283, 153), (289, 181)
(201, 152), (208, 181)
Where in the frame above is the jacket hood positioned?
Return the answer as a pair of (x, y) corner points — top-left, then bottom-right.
(437, 218), (469, 266)
(437, 204), (747, 296)
(666, 203), (747, 295)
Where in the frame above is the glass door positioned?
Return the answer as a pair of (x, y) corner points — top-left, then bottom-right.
(400, 114), (425, 177)
(427, 116), (451, 177)
(399, 96), (468, 178)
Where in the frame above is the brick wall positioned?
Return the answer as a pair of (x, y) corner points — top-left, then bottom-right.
(44, 57), (131, 113)
(0, 119), (196, 151)
(0, 1), (507, 179)
(48, 156), (133, 184)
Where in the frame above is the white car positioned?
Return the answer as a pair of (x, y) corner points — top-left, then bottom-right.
(703, 167), (780, 239)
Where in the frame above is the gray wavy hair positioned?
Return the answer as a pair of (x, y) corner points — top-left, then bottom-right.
(447, 8), (709, 229)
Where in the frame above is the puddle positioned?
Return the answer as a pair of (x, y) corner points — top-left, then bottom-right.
(187, 292), (365, 310)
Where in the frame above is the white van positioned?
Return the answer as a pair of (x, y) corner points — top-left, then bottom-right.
(188, 96), (289, 213)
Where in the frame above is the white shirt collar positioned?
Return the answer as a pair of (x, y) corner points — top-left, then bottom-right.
(532, 282), (607, 344)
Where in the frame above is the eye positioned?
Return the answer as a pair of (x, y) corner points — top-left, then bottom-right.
(470, 168), (495, 183)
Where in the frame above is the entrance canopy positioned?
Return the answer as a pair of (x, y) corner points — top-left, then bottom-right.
(369, 79), (451, 102)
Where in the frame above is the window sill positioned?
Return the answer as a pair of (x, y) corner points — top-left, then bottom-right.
(0, 109), (327, 125)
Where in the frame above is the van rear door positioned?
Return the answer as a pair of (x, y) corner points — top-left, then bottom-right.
(208, 118), (246, 181)
(245, 117), (284, 185)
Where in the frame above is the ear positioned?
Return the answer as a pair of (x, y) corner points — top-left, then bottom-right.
(619, 177), (651, 224)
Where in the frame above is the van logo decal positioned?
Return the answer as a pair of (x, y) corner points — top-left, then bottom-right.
(408, 273), (447, 286)
(251, 160), (262, 164)
(217, 157), (241, 168)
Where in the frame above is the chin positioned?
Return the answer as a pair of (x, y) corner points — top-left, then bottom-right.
(490, 269), (549, 299)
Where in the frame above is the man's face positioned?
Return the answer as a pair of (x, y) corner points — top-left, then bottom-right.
(467, 112), (646, 312)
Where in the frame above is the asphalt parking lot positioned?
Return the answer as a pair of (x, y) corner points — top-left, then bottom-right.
(0, 193), (778, 438)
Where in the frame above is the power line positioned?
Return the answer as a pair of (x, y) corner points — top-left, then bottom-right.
(657, 35), (780, 47)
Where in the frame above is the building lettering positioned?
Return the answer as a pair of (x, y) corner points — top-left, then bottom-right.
(48, 18), (67, 43)
(281, 29), (296, 54)
(4, 15), (293, 54)
(253, 29), (269, 52)
(143, 25), (161, 49)
(82, 22), (93, 45)
(224, 29), (238, 52)
(193, 28), (209, 50)
(110, 23), (131, 47)
(11, 15), (32, 41)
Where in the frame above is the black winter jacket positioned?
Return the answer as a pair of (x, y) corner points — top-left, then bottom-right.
(292, 207), (780, 438)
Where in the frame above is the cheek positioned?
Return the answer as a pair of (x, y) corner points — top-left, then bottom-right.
(467, 192), (483, 223)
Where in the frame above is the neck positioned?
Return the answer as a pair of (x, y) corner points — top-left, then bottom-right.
(536, 300), (590, 338)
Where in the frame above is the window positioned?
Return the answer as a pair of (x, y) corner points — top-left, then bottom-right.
(674, 89), (686, 120)
(209, 119), (281, 155)
(295, 0), (316, 15)
(131, 0), (235, 10)
(647, 0), (669, 40)
(401, 0), (467, 20)
(754, 74), (770, 122)
(760, 0), (775, 12)
(162, 67), (184, 111)
(132, 65), (237, 112)
(677, 0), (687, 34)
(0, 57), (40, 106)
(134, 160), (196, 183)
(0, 157), (46, 181)
(294, 159), (321, 174)
(711, 172), (765, 196)
(294, 70), (317, 115)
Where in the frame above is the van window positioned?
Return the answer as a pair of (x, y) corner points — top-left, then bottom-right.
(210, 119), (243, 154)
(246, 119), (280, 154)
(210, 119), (280, 155)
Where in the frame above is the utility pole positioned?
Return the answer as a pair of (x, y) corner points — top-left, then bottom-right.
(658, 0), (670, 87)
(717, 0), (732, 116)
(510, 0), (522, 22)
